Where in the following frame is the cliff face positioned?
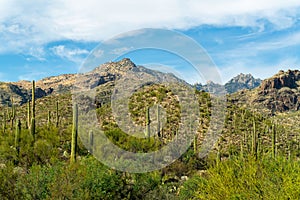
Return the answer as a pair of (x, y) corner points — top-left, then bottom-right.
(260, 70), (300, 91)
(256, 70), (300, 112)
(230, 70), (300, 114)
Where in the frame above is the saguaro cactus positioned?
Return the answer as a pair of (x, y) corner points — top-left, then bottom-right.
(271, 124), (276, 158)
(15, 119), (21, 162)
(70, 104), (78, 164)
(47, 110), (51, 128)
(216, 147), (221, 166)
(145, 106), (150, 139)
(27, 101), (31, 129)
(89, 130), (94, 154)
(157, 104), (161, 138)
(2, 112), (6, 133)
(56, 101), (59, 127)
(251, 118), (257, 159)
(10, 98), (16, 130)
(193, 135), (197, 154)
(31, 81), (36, 141)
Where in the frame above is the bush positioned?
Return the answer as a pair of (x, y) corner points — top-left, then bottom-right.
(179, 155), (300, 199)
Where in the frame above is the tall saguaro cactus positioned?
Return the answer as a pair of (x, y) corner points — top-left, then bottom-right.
(89, 130), (94, 154)
(47, 110), (51, 128)
(271, 124), (276, 158)
(31, 80), (36, 141)
(56, 101), (59, 127)
(27, 101), (31, 129)
(157, 104), (161, 138)
(10, 98), (16, 130)
(15, 119), (21, 163)
(70, 103), (78, 164)
(2, 112), (6, 133)
(145, 106), (150, 139)
(251, 118), (257, 159)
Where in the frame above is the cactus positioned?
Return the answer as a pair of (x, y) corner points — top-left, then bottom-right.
(157, 104), (161, 138)
(145, 106), (150, 139)
(15, 119), (21, 163)
(70, 103), (78, 164)
(9, 98), (16, 130)
(32, 81), (35, 119)
(240, 140), (244, 158)
(216, 148), (221, 166)
(257, 137), (262, 159)
(271, 124), (276, 158)
(193, 135), (197, 154)
(251, 118), (258, 159)
(89, 130), (94, 154)
(31, 81), (36, 141)
(27, 101), (31, 129)
(31, 118), (35, 142)
(288, 142), (292, 161)
(47, 110), (51, 128)
(2, 112), (6, 133)
(56, 101), (59, 127)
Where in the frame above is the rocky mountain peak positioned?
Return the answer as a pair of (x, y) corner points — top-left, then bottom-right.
(260, 69), (300, 91)
(95, 58), (137, 75)
(225, 73), (261, 93)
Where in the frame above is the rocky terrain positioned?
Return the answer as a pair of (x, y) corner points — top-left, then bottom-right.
(230, 69), (300, 114)
(195, 73), (261, 94)
(225, 73), (261, 93)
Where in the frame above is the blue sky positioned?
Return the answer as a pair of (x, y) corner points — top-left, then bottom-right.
(0, 0), (300, 84)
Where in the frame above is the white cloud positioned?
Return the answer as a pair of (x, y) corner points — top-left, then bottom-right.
(1, 0), (300, 54)
(51, 45), (89, 64)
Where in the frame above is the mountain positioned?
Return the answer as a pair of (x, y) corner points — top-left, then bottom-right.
(195, 73), (261, 94)
(0, 58), (185, 107)
(230, 69), (300, 114)
(194, 81), (224, 94)
(225, 73), (261, 93)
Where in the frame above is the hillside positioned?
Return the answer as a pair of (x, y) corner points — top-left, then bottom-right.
(0, 60), (299, 199)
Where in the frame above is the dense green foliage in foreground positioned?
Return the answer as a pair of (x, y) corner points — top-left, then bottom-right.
(0, 154), (299, 199)
(181, 155), (300, 199)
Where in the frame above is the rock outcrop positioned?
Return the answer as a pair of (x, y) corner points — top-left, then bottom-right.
(231, 70), (300, 114)
(260, 70), (300, 91)
(225, 73), (261, 93)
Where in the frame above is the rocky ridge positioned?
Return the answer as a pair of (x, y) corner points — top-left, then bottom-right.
(225, 73), (261, 93)
(0, 58), (184, 107)
(195, 73), (261, 94)
(231, 70), (300, 114)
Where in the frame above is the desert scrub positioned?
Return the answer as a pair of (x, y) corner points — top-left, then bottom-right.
(179, 155), (300, 200)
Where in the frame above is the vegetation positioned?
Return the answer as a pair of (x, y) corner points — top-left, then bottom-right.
(0, 81), (299, 199)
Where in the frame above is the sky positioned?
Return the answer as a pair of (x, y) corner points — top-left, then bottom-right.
(0, 0), (300, 84)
